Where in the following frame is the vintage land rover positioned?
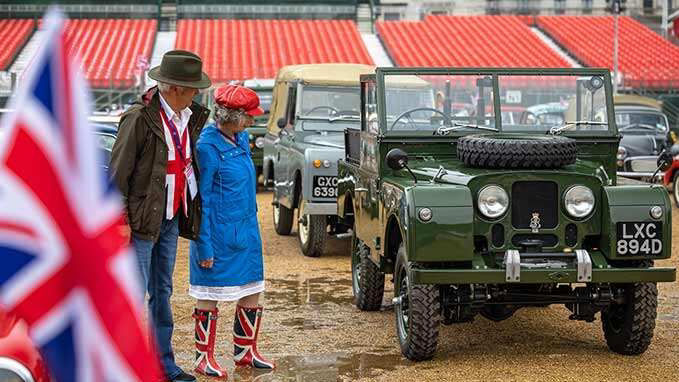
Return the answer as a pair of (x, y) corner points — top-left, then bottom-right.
(262, 64), (374, 257)
(337, 68), (676, 361)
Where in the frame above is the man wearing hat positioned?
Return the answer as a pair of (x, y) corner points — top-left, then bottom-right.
(110, 50), (211, 382)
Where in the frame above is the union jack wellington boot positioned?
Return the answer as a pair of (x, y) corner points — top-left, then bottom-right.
(193, 308), (228, 379)
(233, 305), (275, 369)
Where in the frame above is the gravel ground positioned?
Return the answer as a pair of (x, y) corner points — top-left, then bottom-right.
(168, 191), (679, 382)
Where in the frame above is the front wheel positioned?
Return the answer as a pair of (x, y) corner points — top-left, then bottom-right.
(351, 235), (384, 311)
(394, 243), (440, 361)
(673, 173), (679, 207)
(602, 282), (657, 355)
(298, 199), (327, 257)
(273, 194), (294, 235)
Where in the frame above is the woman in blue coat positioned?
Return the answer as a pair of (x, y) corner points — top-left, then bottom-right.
(189, 84), (274, 379)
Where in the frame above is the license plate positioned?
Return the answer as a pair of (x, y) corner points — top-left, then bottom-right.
(312, 176), (338, 198)
(616, 222), (663, 256)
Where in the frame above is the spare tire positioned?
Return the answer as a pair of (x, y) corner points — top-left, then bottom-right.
(457, 134), (577, 169)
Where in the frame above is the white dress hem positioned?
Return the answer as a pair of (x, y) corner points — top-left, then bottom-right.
(188, 281), (265, 301)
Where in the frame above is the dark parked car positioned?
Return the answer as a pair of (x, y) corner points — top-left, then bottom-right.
(615, 95), (670, 181)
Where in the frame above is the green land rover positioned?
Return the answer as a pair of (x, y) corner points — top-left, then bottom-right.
(337, 68), (676, 361)
(244, 78), (275, 182)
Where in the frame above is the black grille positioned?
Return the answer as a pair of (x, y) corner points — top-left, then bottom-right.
(565, 223), (578, 247)
(491, 224), (504, 247)
(512, 234), (559, 248)
(512, 181), (558, 229)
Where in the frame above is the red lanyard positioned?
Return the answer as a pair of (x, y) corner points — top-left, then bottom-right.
(159, 108), (187, 161)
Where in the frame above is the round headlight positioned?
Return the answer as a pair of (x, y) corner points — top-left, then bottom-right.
(650, 205), (663, 219)
(564, 185), (595, 218)
(418, 207), (433, 222)
(255, 137), (265, 149)
(323, 160), (331, 168)
(617, 146), (627, 160)
(477, 185), (509, 219)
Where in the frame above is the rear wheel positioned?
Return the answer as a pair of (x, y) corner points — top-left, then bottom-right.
(602, 283), (657, 355)
(394, 243), (440, 361)
(351, 234), (384, 311)
(272, 194), (293, 235)
(298, 199), (327, 257)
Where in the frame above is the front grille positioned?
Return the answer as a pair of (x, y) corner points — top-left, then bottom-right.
(511, 181), (558, 229)
(628, 158), (657, 172)
(511, 234), (559, 248)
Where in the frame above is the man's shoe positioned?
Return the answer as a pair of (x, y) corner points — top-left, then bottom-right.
(171, 371), (197, 382)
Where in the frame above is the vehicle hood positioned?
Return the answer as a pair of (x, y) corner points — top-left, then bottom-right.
(390, 157), (606, 187)
(247, 126), (267, 137)
(302, 133), (345, 149)
(620, 133), (666, 157)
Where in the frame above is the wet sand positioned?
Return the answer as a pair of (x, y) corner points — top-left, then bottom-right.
(169, 191), (679, 382)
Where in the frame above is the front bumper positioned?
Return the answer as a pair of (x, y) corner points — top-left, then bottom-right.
(301, 201), (337, 216)
(410, 250), (676, 284)
(617, 170), (663, 181)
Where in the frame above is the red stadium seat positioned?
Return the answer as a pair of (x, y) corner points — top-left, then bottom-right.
(0, 19), (36, 70)
(538, 15), (679, 89)
(175, 19), (373, 83)
(63, 19), (157, 89)
(377, 15), (570, 71)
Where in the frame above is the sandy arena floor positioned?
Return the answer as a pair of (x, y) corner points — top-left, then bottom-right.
(167, 191), (679, 382)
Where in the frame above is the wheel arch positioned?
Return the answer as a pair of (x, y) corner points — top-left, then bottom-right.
(383, 213), (405, 274)
(338, 191), (355, 226)
(292, 169), (302, 209)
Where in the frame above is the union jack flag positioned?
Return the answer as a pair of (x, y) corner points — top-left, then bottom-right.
(0, 9), (162, 381)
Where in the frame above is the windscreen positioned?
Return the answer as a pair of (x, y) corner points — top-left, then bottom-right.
(498, 75), (610, 133)
(298, 85), (361, 131)
(382, 73), (612, 134)
(615, 111), (668, 132)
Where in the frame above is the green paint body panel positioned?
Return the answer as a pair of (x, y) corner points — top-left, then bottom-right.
(338, 67), (676, 286)
(601, 185), (672, 260)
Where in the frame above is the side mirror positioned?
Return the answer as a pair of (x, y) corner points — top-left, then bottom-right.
(657, 150), (673, 172)
(386, 148), (409, 170)
(277, 118), (286, 129)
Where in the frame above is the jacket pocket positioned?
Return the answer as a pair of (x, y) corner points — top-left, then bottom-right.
(127, 194), (146, 232)
(220, 221), (248, 252)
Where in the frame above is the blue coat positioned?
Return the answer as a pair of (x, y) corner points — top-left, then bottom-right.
(189, 125), (263, 287)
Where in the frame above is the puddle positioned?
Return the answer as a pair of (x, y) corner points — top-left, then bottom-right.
(264, 277), (355, 311)
(228, 352), (407, 382)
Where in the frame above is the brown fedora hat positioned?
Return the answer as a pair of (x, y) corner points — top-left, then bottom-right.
(148, 50), (211, 89)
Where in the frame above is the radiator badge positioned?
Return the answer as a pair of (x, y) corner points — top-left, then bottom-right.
(530, 212), (541, 233)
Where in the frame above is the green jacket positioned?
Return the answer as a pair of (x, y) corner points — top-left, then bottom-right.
(110, 87), (210, 241)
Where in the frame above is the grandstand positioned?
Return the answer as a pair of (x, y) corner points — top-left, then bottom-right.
(538, 15), (679, 89)
(377, 15), (571, 68)
(64, 19), (157, 88)
(175, 19), (373, 83)
(0, 19), (34, 71)
(0, 1), (678, 113)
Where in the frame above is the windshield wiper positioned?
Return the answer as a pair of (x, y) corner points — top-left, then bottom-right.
(548, 121), (608, 135)
(298, 115), (359, 123)
(434, 122), (498, 136)
(329, 114), (360, 122)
